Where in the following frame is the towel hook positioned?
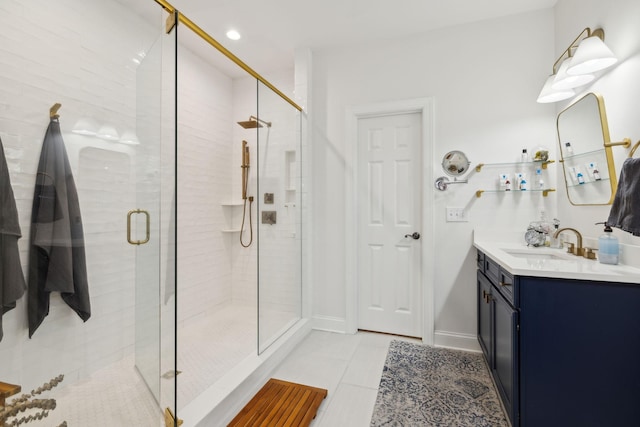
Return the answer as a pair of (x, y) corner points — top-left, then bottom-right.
(629, 140), (640, 158)
(49, 103), (61, 119)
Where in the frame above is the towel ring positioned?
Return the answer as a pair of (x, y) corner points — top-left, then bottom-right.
(629, 140), (640, 158)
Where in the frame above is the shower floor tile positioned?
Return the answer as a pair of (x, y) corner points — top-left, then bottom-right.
(42, 303), (258, 427)
(176, 303), (257, 409)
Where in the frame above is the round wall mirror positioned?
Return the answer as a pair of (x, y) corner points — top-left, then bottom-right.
(442, 150), (470, 176)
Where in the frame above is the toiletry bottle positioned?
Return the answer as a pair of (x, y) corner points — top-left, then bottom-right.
(577, 172), (585, 184)
(536, 168), (544, 189)
(550, 218), (561, 248)
(597, 222), (619, 265)
(593, 168), (601, 181)
(499, 173), (507, 191)
(521, 148), (529, 162)
(565, 142), (574, 155)
(520, 177), (527, 191)
(505, 178), (511, 191)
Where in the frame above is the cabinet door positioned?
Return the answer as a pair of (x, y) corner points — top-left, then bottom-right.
(493, 287), (518, 425)
(520, 277), (640, 427)
(477, 271), (493, 366)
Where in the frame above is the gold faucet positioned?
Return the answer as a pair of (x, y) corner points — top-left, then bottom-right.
(554, 227), (584, 256)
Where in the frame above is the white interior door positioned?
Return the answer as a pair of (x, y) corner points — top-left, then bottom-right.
(357, 112), (422, 337)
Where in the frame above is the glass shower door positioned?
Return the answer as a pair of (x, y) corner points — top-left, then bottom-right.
(133, 10), (177, 423)
(257, 80), (303, 353)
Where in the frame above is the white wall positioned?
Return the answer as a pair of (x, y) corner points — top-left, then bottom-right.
(554, 0), (640, 259)
(310, 9), (559, 348)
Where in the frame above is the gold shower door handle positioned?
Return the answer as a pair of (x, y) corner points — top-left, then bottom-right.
(127, 209), (150, 245)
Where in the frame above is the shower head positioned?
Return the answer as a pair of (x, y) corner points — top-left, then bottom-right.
(237, 119), (261, 129)
(237, 115), (271, 129)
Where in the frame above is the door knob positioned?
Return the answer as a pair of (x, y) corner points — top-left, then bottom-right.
(404, 232), (421, 240)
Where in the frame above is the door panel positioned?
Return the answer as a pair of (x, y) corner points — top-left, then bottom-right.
(357, 112), (422, 337)
(493, 287), (517, 424)
(134, 13), (177, 419)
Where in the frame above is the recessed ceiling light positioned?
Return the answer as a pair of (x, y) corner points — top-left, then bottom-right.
(226, 30), (241, 41)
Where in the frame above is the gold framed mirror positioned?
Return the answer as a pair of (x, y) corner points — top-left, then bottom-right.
(557, 93), (624, 205)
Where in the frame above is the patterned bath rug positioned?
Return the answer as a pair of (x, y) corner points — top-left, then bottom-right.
(370, 340), (509, 426)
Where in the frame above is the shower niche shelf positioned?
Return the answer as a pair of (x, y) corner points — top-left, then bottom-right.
(221, 228), (241, 233)
(221, 201), (245, 233)
(284, 150), (296, 207)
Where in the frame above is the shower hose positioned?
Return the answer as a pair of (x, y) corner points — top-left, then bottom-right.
(240, 195), (253, 248)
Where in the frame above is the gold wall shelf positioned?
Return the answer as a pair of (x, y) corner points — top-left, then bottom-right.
(475, 188), (556, 198)
(475, 159), (555, 172)
(473, 159), (555, 197)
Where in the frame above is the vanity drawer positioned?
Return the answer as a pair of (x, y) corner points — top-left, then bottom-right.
(484, 255), (501, 285)
(484, 255), (515, 305)
(496, 269), (515, 304)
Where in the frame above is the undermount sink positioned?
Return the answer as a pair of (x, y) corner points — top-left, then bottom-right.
(502, 249), (574, 261)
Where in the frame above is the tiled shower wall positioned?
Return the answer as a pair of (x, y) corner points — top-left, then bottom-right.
(176, 42), (235, 327)
(0, 0), (159, 390)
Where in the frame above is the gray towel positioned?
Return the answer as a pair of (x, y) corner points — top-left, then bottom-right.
(28, 118), (90, 338)
(0, 137), (27, 341)
(607, 157), (640, 236)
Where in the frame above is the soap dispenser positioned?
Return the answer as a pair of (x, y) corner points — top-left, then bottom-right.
(597, 222), (619, 265)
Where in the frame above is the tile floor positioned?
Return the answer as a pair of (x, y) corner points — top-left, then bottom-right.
(270, 330), (421, 426)
(41, 327), (415, 426)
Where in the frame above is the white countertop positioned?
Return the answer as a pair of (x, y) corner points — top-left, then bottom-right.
(473, 231), (640, 284)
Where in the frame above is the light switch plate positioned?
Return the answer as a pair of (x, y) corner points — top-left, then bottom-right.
(446, 207), (468, 222)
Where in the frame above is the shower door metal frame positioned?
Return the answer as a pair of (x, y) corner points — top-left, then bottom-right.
(152, 0), (302, 113)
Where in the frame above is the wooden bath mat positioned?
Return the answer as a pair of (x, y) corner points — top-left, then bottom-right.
(228, 378), (327, 426)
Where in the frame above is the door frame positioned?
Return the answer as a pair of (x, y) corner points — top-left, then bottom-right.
(345, 97), (435, 345)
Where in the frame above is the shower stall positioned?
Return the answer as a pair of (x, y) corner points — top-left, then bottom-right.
(0, 0), (306, 426)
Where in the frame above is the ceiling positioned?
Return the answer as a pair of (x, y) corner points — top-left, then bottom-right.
(158, 0), (558, 78)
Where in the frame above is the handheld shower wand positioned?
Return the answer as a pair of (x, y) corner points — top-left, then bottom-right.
(241, 141), (249, 200)
(240, 140), (253, 247)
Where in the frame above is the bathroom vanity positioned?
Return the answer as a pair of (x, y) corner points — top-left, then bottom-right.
(475, 237), (640, 427)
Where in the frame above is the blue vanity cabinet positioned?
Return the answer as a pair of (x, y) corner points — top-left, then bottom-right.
(519, 276), (640, 427)
(477, 253), (519, 425)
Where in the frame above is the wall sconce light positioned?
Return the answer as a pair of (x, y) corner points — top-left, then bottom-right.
(537, 28), (617, 103)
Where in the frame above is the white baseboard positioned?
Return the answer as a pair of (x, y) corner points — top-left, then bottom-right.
(311, 315), (347, 333)
(434, 330), (481, 352)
